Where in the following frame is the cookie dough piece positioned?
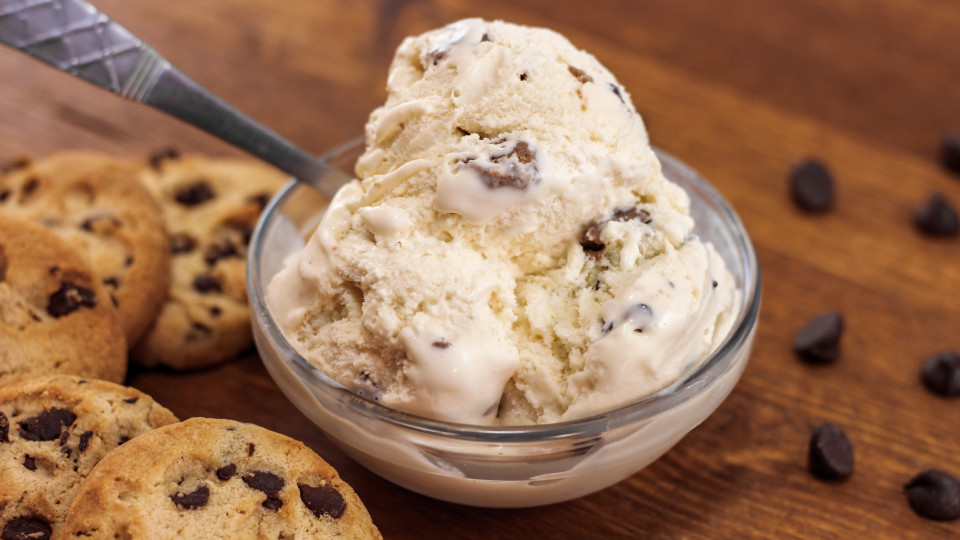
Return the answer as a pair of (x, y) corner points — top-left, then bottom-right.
(134, 152), (287, 370)
(62, 417), (381, 539)
(0, 152), (171, 345)
(0, 375), (179, 540)
(0, 214), (126, 386)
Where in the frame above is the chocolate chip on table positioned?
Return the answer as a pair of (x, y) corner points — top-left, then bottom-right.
(193, 274), (222, 294)
(914, 192), (959, 237)
(940, 133), (960, 175)
(808, 422), (854, 480)
(0, 411), (8, 442)
(242, 471), (285, 510)
(170, 484), (210, 510)
(904, 470), (960, 521)
(78, 430), (93, 453)
(789, 159), (835, 212)
(47, 282), (97, 318)
(793, 312), (844, 364)
(216, 463), (237, 480)
(568, 65), (593, 84)
(1, 516), (52, 540)
(22, 455), (36, 471)
(299, 484), (346, 519)
(18, 408), (77, 441)
(174, 180), (215, 206)
(920, 351), (960, 397)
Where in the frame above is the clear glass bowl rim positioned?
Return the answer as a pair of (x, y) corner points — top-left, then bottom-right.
(247, 138), (762, 443)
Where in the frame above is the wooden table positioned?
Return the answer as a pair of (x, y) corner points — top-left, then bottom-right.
(3, 1), (959, 537)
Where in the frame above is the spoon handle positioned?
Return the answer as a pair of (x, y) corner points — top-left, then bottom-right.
(0, 0), (344, 195)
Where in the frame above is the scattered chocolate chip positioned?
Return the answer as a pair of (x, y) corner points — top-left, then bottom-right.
(124, 256), (133, 267)
(0, 246), (7, 282)
(940, 133), (960, 176)
(466, 140), (539, 190)
(432, 339), (451, 349)
(47, 282), (97, 318)
(118, 436), (130, 445)
(914, 192), (959, 237)
(248, 443), (255, 457)
(58, 431), (69, 446)
(249, 193), (271, 209)
(609, 83), (624, 103)
(123, 397), (139, 404)
(712, 280), (718, 288)
(22, 455), (36, 471)
(904, 470), (960, 521)
(1, 517), (52, 540)
(186, 322), (213, 341)
(0, 155), (30, 174)
(216, 463), (237, 480)
(174, 180), (215, 206)
(18, 408), (76, 441)
(426, 50), (447, 66)
(793, 312), (843, 364)
(579, 207), (652, 257)
(0, 411), (8, 442)
(170, 233), (197, 255)
(0, 189), (10, 202)
(109, 294), (118, 308)
(789, 159), (834, 212)
(299, 484), (346, 519)
(808, 422), (854, 480)
(203, 241), (240, 266)
(148, 148), (180, 170)
(510, 141), (534, 164)
(568, 65), (593, 84)
(242, 471), (285, 511)
(79, 214), (121, 232)
(193, 274), (222, 294)
(171, 484), (210, 510)
(102, 276), (120, 289)
(480, 32), (490, 42)
(519, 72), (528, 81)
(601, 320), (614, 334)
(209, 306), (222, 317)
(21, 177), (39, 197)
(921, 351), (960, 397)
(78, 430), (93, 453)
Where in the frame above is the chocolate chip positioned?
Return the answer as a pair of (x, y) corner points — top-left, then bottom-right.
(432, 339), (451, 349)
(793, 312), (843, 364)
(58, 431), (69, 446)
(299, 484), (346, 519)
(174, 180), (215, 206)
(510, 141), (534, 164)
(568, 65), (593, 84)
(18, 408), (76, 441)
(78, 430), (93, 452)
(209, 306), (222, 317)
(921, 351), (960, 397)
(0, 190), (10, 202)
(148, 148), (180, 170)
(579, 207), (652, 257)
(426, 50), (447, 66)
(247, 443), (255, 456)
(789, 159), (834, 212)
(808, 423), (854, 480)
(123, 397), (139, 404)
(904, 470), (960, 521)
(914, 192), (959, 237)
(467, 140), (539, 190)
(170, 233), (197, 255)
(124, 256), (133, 267)
(186, 322), (213, 341)
(216, 463), (237, 480)
(1, 517), (52, 540)
(242, 471), (285, 511)
(940, 133), (960, 176)
(102, 276), (120, 289)
(193, 274), (222, 294)
(79, 214), (121, 232)
(0, 246), (6, 282)
(0, 412), (8, 442)
(249, 193), (271, 209)
(480, 32), (490, 42)
(47, 282), (97, 318)
(21, 177), (39, 197)
(118, 436), (130, 445)
(519, 72), (528, 81)
(203, 241), (240, 266)
(0, 155), (30, 174)
(170, 484), (210, 510)
(609, 83), (625, 103)
(22, 455), (36, 471)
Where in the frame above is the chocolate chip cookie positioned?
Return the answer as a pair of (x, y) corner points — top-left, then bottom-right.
(0, 375), (178, 540)
(0, 214), (126, 386)
(62, 417), (381, 539)
(0, 151), (171, 346)
(134, 152), (287, 370)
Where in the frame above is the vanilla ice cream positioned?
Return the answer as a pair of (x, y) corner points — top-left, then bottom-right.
(267, 18), (738, 426)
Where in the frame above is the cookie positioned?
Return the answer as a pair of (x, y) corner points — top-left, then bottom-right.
(0, 151), (171, 346)
(0, 214), (126, 386)
(62, 417), (381, 539)
(133, 152), (287, 370)
(0, 375), (179, 540)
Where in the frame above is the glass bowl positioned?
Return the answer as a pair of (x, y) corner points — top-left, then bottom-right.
(247, 139), (761, 508)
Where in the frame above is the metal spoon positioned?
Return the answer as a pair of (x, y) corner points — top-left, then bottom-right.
(0, 0), (348, 197)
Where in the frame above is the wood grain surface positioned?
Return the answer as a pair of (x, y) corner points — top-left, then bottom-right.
(3, 1), (960, 538)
